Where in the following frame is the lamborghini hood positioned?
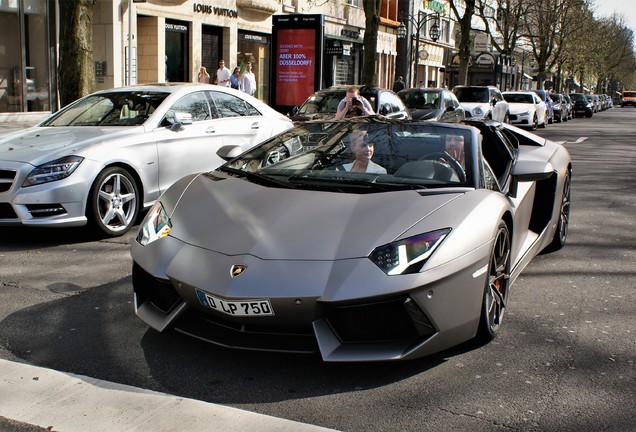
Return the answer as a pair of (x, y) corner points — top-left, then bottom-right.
(166, 173), (463, 261)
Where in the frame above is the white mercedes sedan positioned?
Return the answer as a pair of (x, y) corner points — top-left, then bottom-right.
(503, 91), (548, 130)
(0, 84), (293, 236)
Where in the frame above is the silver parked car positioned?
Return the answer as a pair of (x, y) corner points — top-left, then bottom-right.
(131, 116), (572, 362)
(0, 84), (294, 236)
(397, 87), (465, 122)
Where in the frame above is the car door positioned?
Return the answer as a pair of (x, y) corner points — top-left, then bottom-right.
(208, 90), (272, 149)
(153, 90), (224, 193)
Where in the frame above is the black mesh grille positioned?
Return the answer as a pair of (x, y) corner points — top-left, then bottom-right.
(0, 169), (16, 193)
(0, 203), (17, 219)
(325, 297), (433, 344)
(26, 204), (67, 218)
(132, 262), (182, 314)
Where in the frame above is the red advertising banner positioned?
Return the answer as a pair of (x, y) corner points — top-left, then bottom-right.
(275, 29), (316, 106)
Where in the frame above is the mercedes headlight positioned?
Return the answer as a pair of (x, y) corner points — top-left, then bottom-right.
(23, 156), (83, 187)
(136, 201), (172, 246)
(519, 110), (530, 116)
(369, 229), (451, 276)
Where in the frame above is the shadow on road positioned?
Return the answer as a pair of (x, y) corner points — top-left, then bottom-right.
(0, 275), (484, 405)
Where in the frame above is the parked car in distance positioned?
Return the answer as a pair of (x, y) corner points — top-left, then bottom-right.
(621, 90), (636, 107)
(549, 93), (568, 123)
(562, 94), (574, 120)
(290, 86), (410, 122)
(569, 92), (593, 118)
(452, 85), (510, 123)
(397, 88), (465, 122)
(503, 91), (547, 130)
(586, 94), (601, 113)
(531, 90), (554, 124)
(0, 83), (294, 236)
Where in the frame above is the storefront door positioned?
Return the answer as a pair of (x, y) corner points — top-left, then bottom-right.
(165, 20), (189, 83)
(0, 0), (54, 113)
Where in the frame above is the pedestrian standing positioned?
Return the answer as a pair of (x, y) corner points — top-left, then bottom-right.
(230, 67), (241, 90)
(197, 66), (210, 83)
(241, 62), (257, 96)
(215, 60), (231, 87)
(393, 76), (406, 92)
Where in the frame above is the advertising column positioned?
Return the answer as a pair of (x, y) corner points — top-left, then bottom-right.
(271, 14), (323, 114)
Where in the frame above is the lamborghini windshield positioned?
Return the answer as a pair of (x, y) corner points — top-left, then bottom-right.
(222, 119), (474, 193)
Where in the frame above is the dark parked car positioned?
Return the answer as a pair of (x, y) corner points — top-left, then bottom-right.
(532, 90), (554, 124)
(291, 86), (410, 122)
(549, 93), (568, 123)
(397, 88), (465, 122)
(569, 93), (593, 118)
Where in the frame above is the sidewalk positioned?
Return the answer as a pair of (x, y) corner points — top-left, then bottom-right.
(0, 359), (337, 432)
(0, 112), (49, 136)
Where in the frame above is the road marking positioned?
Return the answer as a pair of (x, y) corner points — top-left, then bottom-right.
(555, 137), (588, 146)
(0, 359), (335, 432)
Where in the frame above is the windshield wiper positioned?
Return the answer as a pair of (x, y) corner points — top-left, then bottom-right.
(217, 166), (293, 189)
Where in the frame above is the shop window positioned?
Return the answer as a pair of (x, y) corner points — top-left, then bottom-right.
(210, 91), (261, 117)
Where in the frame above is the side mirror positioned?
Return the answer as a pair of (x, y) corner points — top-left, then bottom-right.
(217, 145), (243, 161)
(491, 98), (498, 106)
(292, 106), (299, 115)
(379, 104), (390, 116)
(446, 105), (456, 112)
(171, 111), (193, 131)
(174, 111), (193, 125)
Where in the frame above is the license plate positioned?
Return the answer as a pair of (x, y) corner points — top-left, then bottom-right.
(195, 289), (274, 316)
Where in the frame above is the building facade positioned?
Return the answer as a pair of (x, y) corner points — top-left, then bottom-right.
(4, 0), (469, 116)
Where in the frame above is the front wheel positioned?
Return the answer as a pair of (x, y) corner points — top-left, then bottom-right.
(477, 221), (511, 342)
(88, 167), (140, 237)
(530, 114), (538, 131)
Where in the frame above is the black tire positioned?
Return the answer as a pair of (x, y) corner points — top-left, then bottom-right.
(542, 171), (571, 253)
(87, 166), (140, 237)
(531, 114), (538, 131)
(503, 113), (510, 124)
(477, 221), (511, 342)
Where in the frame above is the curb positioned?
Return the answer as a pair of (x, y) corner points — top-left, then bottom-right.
(0, 359), (337, 432)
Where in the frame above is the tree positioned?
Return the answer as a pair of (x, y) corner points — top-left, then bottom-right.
(361, 0), (382, 87)
(449, 0), (477, 86)
(477, 0), (530, 57)
(58, 0), (97, 107)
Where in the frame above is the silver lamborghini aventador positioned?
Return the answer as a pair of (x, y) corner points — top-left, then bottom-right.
(130, 117), (572, 362)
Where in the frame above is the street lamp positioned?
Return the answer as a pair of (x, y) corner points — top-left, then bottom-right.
(397, 10), (441, 88)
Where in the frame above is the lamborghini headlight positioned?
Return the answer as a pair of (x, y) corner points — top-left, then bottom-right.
(136, 201), (171, 246)
(369, 229), (451, 276)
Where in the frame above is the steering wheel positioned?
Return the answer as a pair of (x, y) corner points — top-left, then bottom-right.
(418, 151), (466, 182)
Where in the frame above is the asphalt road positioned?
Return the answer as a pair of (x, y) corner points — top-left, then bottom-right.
(1, 108), (634, 431)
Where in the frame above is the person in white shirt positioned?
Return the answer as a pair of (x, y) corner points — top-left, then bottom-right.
(215, 60), (231, 87)
(241, 62), (257, 96)
(341, 130), (386, 174)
